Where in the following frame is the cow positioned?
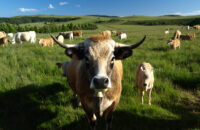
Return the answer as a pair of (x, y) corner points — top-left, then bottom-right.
(73, 30), (82, 37)
(186, 25), (190, 30)
(172, 30), (181, 39)
(193, 25), (200, 30)
(116, 32), (123, 37)
(136, 62), (154, 105)
(0, 31), (6, 39)
(0, 37), (8, 46)
(39, 38), (54, 47)
(187, 33), (196, 38)
(11, 31), (36, 44)
(164, 29), (169, 34)
(180, 35), (192, 40)
(59, 31), (73, 40)
(56, 35), (64, 43)
(101, 30), (111, 37)
(50, 33), (146, 130)
(118, 33), (127, 40)
(7, 33), (14, 38)
(111, 30), (117, 34)
(167, 39), (180, 50)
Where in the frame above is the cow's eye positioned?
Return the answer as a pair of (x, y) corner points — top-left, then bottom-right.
(110, 56), (115, 68)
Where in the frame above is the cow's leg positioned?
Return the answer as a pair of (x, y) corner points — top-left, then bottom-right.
(140, 90), (144, 104)
(105, 102), (117, 130)
(147, 89), (152, 105)
(81, 104), (96, 130)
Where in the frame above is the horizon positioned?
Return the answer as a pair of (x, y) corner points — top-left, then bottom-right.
(1, 0), (200, 17)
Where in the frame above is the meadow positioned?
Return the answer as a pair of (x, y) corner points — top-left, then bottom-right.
(0, 19), (200, 130)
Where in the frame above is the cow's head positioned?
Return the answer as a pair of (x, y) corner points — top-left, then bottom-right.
(140, 65), (153, 91)
(51, 34), (146, 97)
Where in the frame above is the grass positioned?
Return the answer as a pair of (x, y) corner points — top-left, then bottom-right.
(0, 23), (200, 130)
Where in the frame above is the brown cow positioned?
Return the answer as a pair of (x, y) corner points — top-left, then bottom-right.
(193, 25), (200, 30)
(101, 30), (111, 37)
(167, 39), (180, 50)
(188, 33), (196, 38)
(0, 37), (8, 46)
(39, 38), (54, 47)
(111, 30), (117, 34)
(51, 34), (146, 130)
(180, 35), (192, 40)
(0, 31), (6, 39)
(73, 30), (82, 37)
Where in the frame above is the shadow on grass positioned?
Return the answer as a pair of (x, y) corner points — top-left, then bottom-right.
(152, 47), (168, 52)
(0, 83), (68, 130)
(61, 105), (200, 130)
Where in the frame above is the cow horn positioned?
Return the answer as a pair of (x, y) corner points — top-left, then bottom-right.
(116, 36), (146, 49)
(50, 34), (77, 48)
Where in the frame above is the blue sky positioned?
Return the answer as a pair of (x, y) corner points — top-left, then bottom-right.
(1, 0), (200, 17)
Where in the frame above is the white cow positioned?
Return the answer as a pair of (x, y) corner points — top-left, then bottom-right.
(186, 25), (190, 30)
(164, 28), (169, 34)
(118, 33), (127, 40)
(7, 33), (14, 38)
(11, 31), (36, 44)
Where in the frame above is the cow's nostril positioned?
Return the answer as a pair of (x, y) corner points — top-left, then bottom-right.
(144, 83), (147, 87)
(104, 78), (109, 86)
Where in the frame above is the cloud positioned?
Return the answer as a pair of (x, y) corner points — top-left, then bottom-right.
(48, 4), (54, 9)
(19, 8), (38, 12)
(76, 4), (80, 8)
(173, 10), (200, 16)
(59, 2), (68, 6)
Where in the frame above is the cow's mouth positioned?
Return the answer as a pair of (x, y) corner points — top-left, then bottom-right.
(93, 88), (108, 97)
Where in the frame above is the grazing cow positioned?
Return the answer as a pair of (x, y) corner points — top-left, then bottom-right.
(188, 33), (196, 38)
(73, 30), (82, 37)
(50, 34), (146, 130)
(164, 29), (169, 34)
(0, 37), (8, 46)
(193, 25), (200, 30)
(118, 33), (127, 40)
(39, 38), (54, 47)
(111, 30), (117, 34)
(7, 33), (13, 38)
(172, 30), (181, 39)
(0, 31), (6, 39)
(180, 35), (192, 40)
(11, 31), (36, 44)
(136, 62), (154, 105)
(167, 39), (180, 50)
(116, 32), (123, 36)
(186, 25), (190, 30)
(59, 31), (73, 40)
(56, 61), (69, 76)
(56, 35), (64, 43)
(101, 30), (111, 37)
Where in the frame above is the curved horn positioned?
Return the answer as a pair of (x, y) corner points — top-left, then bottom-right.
(50, 34), (77, 48)
(116, 36), (146, 49)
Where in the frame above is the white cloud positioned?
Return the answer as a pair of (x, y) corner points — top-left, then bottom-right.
(173, 10), (200, 16)
(76, 4), (80, 8)
(48, 4), (54, 9)
(19, 8), (38, 12)
(59, 2), (68, 6)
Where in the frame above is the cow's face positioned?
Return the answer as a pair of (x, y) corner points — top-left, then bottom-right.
(83, 40), (116, 93)
(141, 66), (153, 91)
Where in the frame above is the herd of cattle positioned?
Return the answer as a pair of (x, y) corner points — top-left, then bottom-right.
(0, 24), (199, 129)
(0, 30), (128, 47)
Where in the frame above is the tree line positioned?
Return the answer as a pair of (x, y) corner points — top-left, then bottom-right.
(0, 16), (80, 24)
(123, 18), (200, 26)
(0, 22), (98, 33)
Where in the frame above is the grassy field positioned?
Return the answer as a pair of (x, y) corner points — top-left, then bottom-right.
(0, 22), (200, 130)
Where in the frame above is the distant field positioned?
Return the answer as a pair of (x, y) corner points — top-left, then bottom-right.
(0, 23), (200, 130)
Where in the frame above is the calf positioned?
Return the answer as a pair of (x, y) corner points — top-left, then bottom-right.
(167, 39), (180, 50)
(39, 38), (54, 47)
(0, 37), (8, 46)
(136, 62), (154, 105)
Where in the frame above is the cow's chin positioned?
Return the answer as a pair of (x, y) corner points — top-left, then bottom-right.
(93, 89), (108, 97)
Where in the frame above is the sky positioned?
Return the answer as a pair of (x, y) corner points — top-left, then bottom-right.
(1, 0), (200, 17)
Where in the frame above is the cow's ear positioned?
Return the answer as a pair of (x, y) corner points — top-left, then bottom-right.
(65, 48), (85, 59)
(114, 47), (133, 60)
